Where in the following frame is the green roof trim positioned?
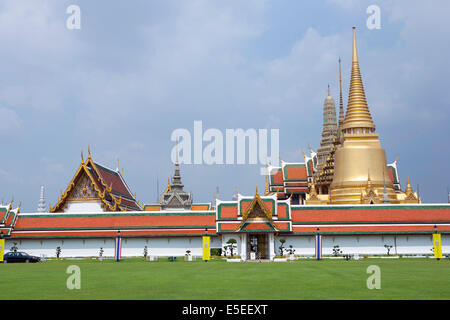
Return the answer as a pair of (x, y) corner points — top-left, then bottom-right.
(217, 203), (238, 220)
(282, 163), (306, 182)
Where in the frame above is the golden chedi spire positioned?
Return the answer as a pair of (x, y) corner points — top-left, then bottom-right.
(338, 57), (345, 131)
(342, 27), (375, 133)
(329, 26), (397, 204)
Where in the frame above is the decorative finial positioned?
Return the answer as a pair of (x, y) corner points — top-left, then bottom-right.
(88, 145), (91, 159)
(81, 149), (84, 164)
(328, 84), (330, 96)
(265, 175), (269, 196)
(367, 170), (372, 188)
(405, 176), (413, 194)
(255, 185), (259, 195)
(116, 158), (120, 172)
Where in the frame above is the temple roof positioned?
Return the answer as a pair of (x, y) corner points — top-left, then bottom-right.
(50, 151), (141, 212)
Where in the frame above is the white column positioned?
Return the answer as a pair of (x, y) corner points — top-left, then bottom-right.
(269, 233), (276, 260)
(240, 234), (247, 261)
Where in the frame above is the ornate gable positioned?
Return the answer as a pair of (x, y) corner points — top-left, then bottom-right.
(66, 171), (98, 201)
(237, 189), (278, 232)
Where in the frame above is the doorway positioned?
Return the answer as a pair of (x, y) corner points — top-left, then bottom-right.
(248, 234), (268, 259)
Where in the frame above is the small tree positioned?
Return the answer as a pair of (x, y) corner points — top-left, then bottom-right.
(287, 245), (296, 256)
(185, 250), (191, 256)
(332, 245), (342, 256)
(56, 246), (61, 259)
(10, 242), (18, 252)
(226, 238), (237, 257)
(278, 239), (286, 256)
(143, 246), (148, 260)
(99, 247), (104, 261)
(384, 244), (393, 256)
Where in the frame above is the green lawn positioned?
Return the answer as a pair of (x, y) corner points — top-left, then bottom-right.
(0, 258), (449, 299)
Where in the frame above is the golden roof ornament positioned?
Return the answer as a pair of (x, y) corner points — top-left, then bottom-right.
(405, 176), (413, 194)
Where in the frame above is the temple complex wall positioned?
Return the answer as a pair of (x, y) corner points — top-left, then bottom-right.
(4, 236), (222, 258)
(5, 234), (447, 259)
(276, 234), (450, 256)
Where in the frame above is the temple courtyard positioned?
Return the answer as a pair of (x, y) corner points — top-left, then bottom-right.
(1, 258), (449, 300)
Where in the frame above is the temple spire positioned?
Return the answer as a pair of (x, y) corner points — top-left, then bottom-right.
(338, 57), (345, 129)
(342, 27), (375, 132)
(37, 185), (47, 213)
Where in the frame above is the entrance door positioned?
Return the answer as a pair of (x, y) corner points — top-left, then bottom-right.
(248, 234), (268, 259)
(257, 234), (267, 259)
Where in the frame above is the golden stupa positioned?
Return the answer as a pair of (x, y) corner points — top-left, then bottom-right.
(327, 27), (419, 204)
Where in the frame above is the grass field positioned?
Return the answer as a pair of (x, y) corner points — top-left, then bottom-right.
(1, 258), (449, 300)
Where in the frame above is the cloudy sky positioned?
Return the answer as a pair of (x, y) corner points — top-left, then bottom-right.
(0, 0), (449, 211)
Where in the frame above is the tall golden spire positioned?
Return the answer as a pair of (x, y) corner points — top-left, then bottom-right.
(342, 27), (375, 132)
(338, 57), (345, 129)
(330, 26), (396, 204)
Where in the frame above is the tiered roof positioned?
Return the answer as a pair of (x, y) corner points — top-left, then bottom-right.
(0, 202), (20, 236)
(50, 151), (141, 212)
(267, 155), (313, 197)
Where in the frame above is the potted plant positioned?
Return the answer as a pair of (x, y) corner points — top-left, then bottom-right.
(332, 245), (342, 257)
(287, 245), (296, 261)
(186, 250), (192, 261)
(99, 247), (104, 262)
(10, 242), (18, 252)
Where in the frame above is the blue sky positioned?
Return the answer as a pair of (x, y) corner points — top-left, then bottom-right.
(0, 0), (449, 211)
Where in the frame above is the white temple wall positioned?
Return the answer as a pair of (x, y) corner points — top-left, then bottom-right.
(5, 234), (448, 258)
(5, 236), (221, 258)
(275, 234), (449, 256)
